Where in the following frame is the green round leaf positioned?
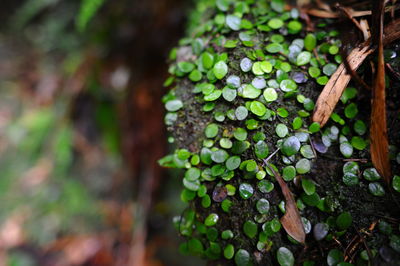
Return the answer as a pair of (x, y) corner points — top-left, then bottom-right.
(263, 88), (278, 102)
(327, 249), (344, 266)
(353, 120), (367, 135)
(266, 43), (283, 53)
(343, 172), (359, 186)
(243, 220), (258, 238)
(250, 101), (267, 116)
(268, 18), (284, 29)
(277, 247), (294, 266)
(308, 122), (320, 133)
(368, 182), (385, 196)
(235, 106), (249, 120)
(239, 183), (254, 199)
(205, 123), (219, 138)
(256, 198), (270, 214)
(292, 117), (303, 130)
(351, 136), (367, 150)
(344, 103), (358, 119)
(282, 136), (301, 156)
(233, 127), (247, 141)
(322, 63), (337, 76)
(188, 238), (204, 255)
(185, 168), (201, 181)
(234, 249), (250, 266)
(226, 156), (241, 170)
(296, 158), (311, 174)
(226, 14), (241, 31)
(178, 61), (195, 73)
(242, 84), (261, 98)
(304, 33), (317, 51)
(224, 244), (235, 259)
(300, 145), (315, 159)
(258, 180), (274, 193)
(240, 57), (252, 72)
(276, 123), (289, 138)
(336, 212), (352, 230)
(296, 51), (312, 66)
(255, 141), (269, 159)
(302, 178), (316, 195)
(222, 87), (237, 102)
(282, 166), (296, 181)
(280, 79), (298, 92)
(287, 20), (302, 33)
(165, 99), (183, 111)
(340, 142), (353, 158)
(393, 175), (400, 192)
(211, 149), (229, 163)
(213, 61), (228, 79)
(363, 168), (381, 181)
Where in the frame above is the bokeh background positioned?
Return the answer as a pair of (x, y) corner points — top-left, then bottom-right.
(0, 0), (203, 265)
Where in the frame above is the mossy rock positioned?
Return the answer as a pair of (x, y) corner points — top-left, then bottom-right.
(161, 0), (400, 265)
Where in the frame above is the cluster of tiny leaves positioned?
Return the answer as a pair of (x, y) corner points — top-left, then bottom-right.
(160, 0), (400, 265)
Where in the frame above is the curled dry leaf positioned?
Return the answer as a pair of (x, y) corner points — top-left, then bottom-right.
(370, 0), (391, 183)
(265, 163), (306, 244)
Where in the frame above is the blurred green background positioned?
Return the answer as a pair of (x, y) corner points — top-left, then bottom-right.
(0, 0), (203, 265)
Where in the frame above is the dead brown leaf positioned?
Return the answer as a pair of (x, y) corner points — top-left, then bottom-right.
(370, 0), (391, 183)
(306, 8), (371, 18)
(265, 164), (305, 244)
(312, 18), (400, 127)
(312, 43), (373, 127)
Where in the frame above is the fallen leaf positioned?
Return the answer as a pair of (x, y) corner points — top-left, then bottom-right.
(306, 8), (371, 18)
(312, 18), (400, 127)
(265, 163), (305, 244)
(312, 43), (373, 127)
(370, 0), (391, 183)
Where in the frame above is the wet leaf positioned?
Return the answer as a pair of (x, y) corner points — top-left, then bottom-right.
(250, 101), (267, 116)
(304, 33), (316, 51)
(224, 244), (235, 259)
(243, 220), (258, 238)
(368, 182), (385, 196)
(336, 212), (352, 230)
(263, 88), (278, 102)
(213, 61), (228, 79)
(393, 175), (400, 192)
(239, 183), (254, 199)
(313, 223), (329, 241)
(165, 99), (183, 111)
(327, 249), (344, 266)
(242, 84), (261, 99)
(266, 164), (306, 244)
(302, 178), (315, 195)
(256, 198), (270, 214)
(240, 57), (252, 72)
(296, 51), (312, 66)
(234, 249), (250, 266)
(205, 213), (219, 226)
(277, 247), (294, 266)
(282, 136), (301, 156)
(226, 15), (241, 31)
